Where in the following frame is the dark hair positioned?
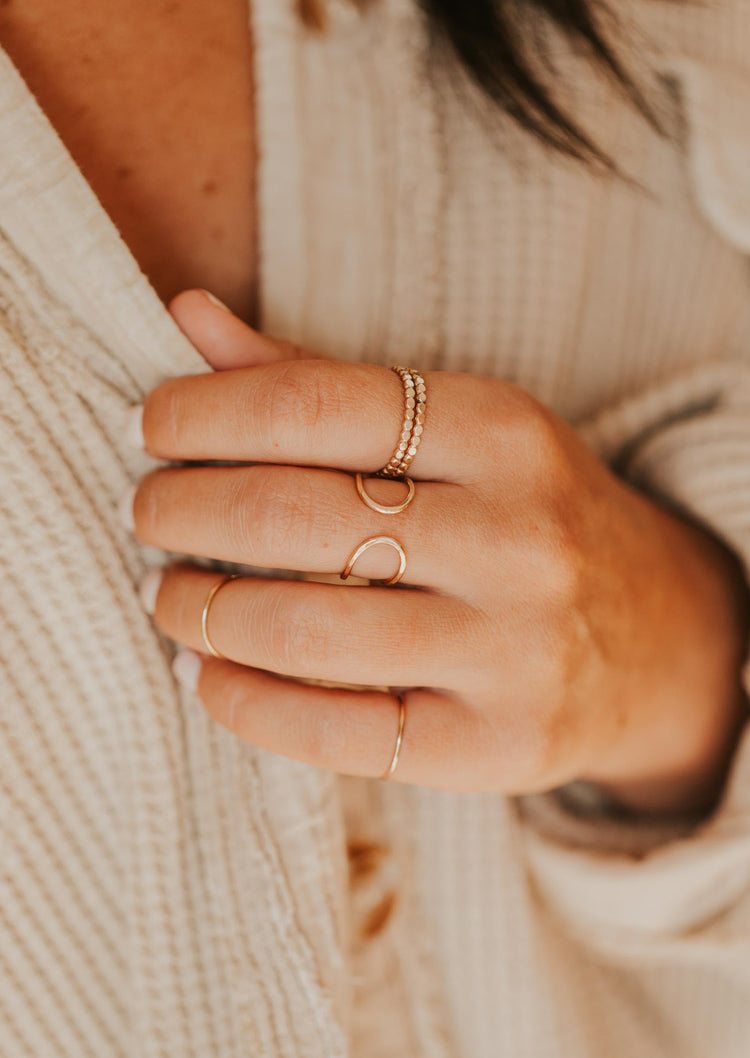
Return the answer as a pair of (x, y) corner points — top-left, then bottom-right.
(297, 0), (667, 171)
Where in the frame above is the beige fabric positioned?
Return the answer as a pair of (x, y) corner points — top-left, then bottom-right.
(2, 0), (750, 1054)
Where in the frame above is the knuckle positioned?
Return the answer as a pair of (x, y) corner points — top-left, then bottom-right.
(259, 590), (335, 673)
(297, 708), (351, 771)
(132, 468), (167, 539)
(513, 710), (565, 788)
(474, 382), (572, 488)
(518, 405), (568, 480)
(484, 384), (567, 478)
(263, 480), (315, 553)
(230, 469), (312, 558)
(513, 624), (588, 787)
(213, 473), (251, 552)
(464, 378), (512, 452)
(251, 361), (340, 448)
(522, 477), (584, 604)
(143, 377), (190, 454)
(475, 379), (537, 435)
(204, 673), (247, 737)
(482, 622), (574, 789)
(533, 516), (583, 602)
(246, 361), (303, 447)
(285, 610), (334, 669)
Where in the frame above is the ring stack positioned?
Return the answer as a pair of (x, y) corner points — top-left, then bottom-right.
(378, 366), (427, 478)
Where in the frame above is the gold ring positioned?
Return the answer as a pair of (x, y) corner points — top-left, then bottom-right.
(380, 695), (406, 780)
(355, 472), (416, 514)
(340, 536), (407, 585)
(200, 574), (240, 659)
(378, 366), (427, 479)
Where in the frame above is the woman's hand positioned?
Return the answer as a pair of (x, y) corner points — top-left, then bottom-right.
(122, 292), (749, 812)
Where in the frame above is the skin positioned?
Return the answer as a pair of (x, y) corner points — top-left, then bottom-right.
(124, 290), (750, 816)
(2, 4), (746, 814)
(0, 0), (258, 319)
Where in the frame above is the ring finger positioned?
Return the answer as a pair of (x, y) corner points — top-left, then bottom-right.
(146, 563), (477, 690)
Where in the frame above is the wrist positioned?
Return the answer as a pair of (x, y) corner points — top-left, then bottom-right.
(583, 485), (750, 817)
(589, 686), (747, 818)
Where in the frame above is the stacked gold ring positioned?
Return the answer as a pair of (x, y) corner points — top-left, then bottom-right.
(378, 366), (427, 479)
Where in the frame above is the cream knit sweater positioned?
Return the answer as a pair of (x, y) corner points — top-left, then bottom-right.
(2, 0), (750, 1055)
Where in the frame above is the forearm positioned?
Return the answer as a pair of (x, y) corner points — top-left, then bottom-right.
(583, 484), (750, 817)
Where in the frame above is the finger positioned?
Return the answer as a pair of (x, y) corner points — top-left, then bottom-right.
(131, 464), (470, 593)
(140, 358), (511, 484)
(169, 288), (315, 371)
(148, 563), (476, 690)
(180, 654), (485, 788)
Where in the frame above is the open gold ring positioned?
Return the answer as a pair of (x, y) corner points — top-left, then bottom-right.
(355, 472), (416, 514)
(340, 536), (407, 585)
(200, 574), (241, 659)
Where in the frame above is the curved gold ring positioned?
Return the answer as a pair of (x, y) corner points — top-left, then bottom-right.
(200, 574), (241, 659)
(340, 536), (407, 586)
(380, 695), (406, 780)
(355, 472), (416, 515)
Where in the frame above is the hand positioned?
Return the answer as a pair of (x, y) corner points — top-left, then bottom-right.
(122, 291), (750, 808)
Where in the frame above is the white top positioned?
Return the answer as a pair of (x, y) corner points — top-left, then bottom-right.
(2, 1), (750, 1055)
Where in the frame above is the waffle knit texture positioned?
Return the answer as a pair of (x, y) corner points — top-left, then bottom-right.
(2, 0), (750, 1055)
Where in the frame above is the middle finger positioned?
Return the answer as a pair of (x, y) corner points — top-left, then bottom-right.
(129, 463), (472, 593)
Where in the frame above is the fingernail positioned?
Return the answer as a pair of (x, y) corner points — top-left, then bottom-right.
(173, 648), (203, 691)
(124, 404), (144, 448)
(138, 567), (164, 614)
(199, 289), (231, 313)
(118, 484), (137, 531)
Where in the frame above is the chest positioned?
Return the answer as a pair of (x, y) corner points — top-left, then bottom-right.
(0, 0), (258, 322)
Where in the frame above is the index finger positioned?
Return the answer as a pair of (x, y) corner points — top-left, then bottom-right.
(139, 358), (504, 483)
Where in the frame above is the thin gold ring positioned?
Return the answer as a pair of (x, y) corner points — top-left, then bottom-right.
(380, 695), (406, 780)
(200, 574), (241, 659)
(355, 472), (416, 515)
(340, 536), (407, 586)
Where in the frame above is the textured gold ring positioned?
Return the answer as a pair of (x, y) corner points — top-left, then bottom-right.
(200, 574), (241, 659)
(340, 536), (407, 586)
(378, 365), (427, 479)
(355, 472), (416, 515)
(380, 695), (406, 780)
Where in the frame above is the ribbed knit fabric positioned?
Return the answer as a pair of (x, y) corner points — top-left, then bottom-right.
(2, 0), (750, 1055)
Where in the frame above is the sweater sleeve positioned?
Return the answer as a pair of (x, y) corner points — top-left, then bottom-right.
(517, 1), (750, 943)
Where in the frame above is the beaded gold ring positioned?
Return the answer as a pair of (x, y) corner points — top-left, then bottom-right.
(378, 366), (427, 479)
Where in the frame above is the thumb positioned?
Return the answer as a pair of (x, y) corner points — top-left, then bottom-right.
(169, 288), (310, 371)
